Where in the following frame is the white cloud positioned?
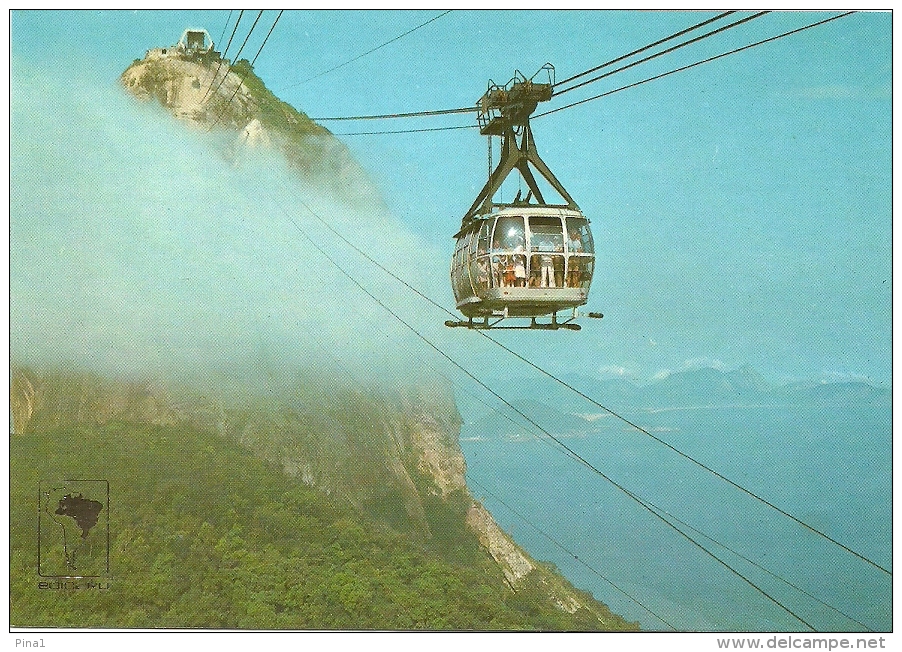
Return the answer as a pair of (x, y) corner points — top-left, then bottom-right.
(574, 413), (609, 423)
(597, 364), (638, 380)
(818, 370), (876, 385)
(10, 59), (446, 390)
(651, 368), (673, 382)
(680, 358), (727, 372)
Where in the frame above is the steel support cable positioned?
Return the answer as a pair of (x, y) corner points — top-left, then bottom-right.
(280, 270), (674, 631)
(552, 11), (771, 98)
(274, 197), (819, 632)
(310, 12), (736, 124)
(288, 161), (889, 578)
(283, 10), (453, 88)
(208, 11), (280, 132)
(250, 10), (284, 67)
(334, 124), (476, 136)
(312, 106), (478, 122)
(473, 431), (862, 632)
(274, 253), (672, 628)
(221, 9), (244, 56)
(310, 13), (740, 125)
(213, 5), (879, 578)
(230, 9), (265, 63)
(310, 12), (835, 129)
(463, 380), (854, 630)
(206, 10), (264, 105)
(310, 12), (735, 123)
(201, 10), (244, 103)
(555, 10), (737, 89)
(466, 476), (678, 630)
(537, 11), (856, 120)
(637, 495), (816, 630)
(216, 10), (234, 49)
(477, 329), (892, 581)
(461, 368), (864, 630)
(650, 504), (876, 631)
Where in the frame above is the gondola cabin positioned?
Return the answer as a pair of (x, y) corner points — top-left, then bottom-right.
(451, 207), (594, 318)
(446, 65), (599, 330)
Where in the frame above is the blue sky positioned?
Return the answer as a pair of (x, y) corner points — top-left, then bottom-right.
(10, 10), (892, 386)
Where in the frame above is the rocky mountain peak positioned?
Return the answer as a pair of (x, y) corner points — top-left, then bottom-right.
(120, 41), (381, 206)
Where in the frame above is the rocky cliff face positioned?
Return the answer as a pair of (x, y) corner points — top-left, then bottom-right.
(121, 48), (380, 206)
(114, 43), (478, 542)
(10, 367), (456, 534)
(10, 362), (627, 628)
(8, 39), (634, 628)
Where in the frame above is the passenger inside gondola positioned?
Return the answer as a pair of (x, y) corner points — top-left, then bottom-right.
(528, 217), (565, 288)
(502, 255), (516, 287)
(532, 254), (554, 287)
(498, 252), (527, 287)
(472, 256), (489, 292)
(568, 230), (583, 252)
(567, 257), (582, 287)
(491, 216), (525, 287)
(513, 253), (527, 287)
(566, 220), (593, 254)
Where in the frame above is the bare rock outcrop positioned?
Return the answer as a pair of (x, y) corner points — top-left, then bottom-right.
(120, 48), (380, 207)
(466, 502), (535, 584)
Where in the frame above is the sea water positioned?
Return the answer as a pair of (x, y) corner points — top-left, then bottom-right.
(460, 404), (891, 631)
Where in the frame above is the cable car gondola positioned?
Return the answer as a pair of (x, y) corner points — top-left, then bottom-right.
(446, 65), (601, 331)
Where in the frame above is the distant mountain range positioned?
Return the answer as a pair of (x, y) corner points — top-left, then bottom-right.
(472, 366), (889, 421)
(625, 365), (889, 409)
(464, 365), (889, 437)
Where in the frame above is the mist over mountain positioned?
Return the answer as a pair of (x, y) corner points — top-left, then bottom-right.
(12, 51), (457, 392)
(9, 37), (638, 630)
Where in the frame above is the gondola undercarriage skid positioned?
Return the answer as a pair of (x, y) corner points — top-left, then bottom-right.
(445, 308), (603, 331)
(448, 64), (602, 331)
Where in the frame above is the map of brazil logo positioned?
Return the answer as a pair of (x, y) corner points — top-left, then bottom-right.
(38, 480), (110, 578)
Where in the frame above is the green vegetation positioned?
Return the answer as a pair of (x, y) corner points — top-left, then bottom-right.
(229, 58), (324, 138)
(218, 58), (376, 203)
(121, 52), (383, 206)
(11, 419), (634, 629)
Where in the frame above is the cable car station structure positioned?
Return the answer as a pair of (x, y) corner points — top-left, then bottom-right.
(447, 65), (601, 331)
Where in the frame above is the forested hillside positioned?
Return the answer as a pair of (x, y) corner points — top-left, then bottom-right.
(9, 33), (638, 631)
(11, 404), (634, 630)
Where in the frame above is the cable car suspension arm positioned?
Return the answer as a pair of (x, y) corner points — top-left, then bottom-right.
(462, 65), (578, 228)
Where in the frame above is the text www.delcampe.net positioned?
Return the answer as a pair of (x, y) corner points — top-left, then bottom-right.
(716, 637), (887, 650)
